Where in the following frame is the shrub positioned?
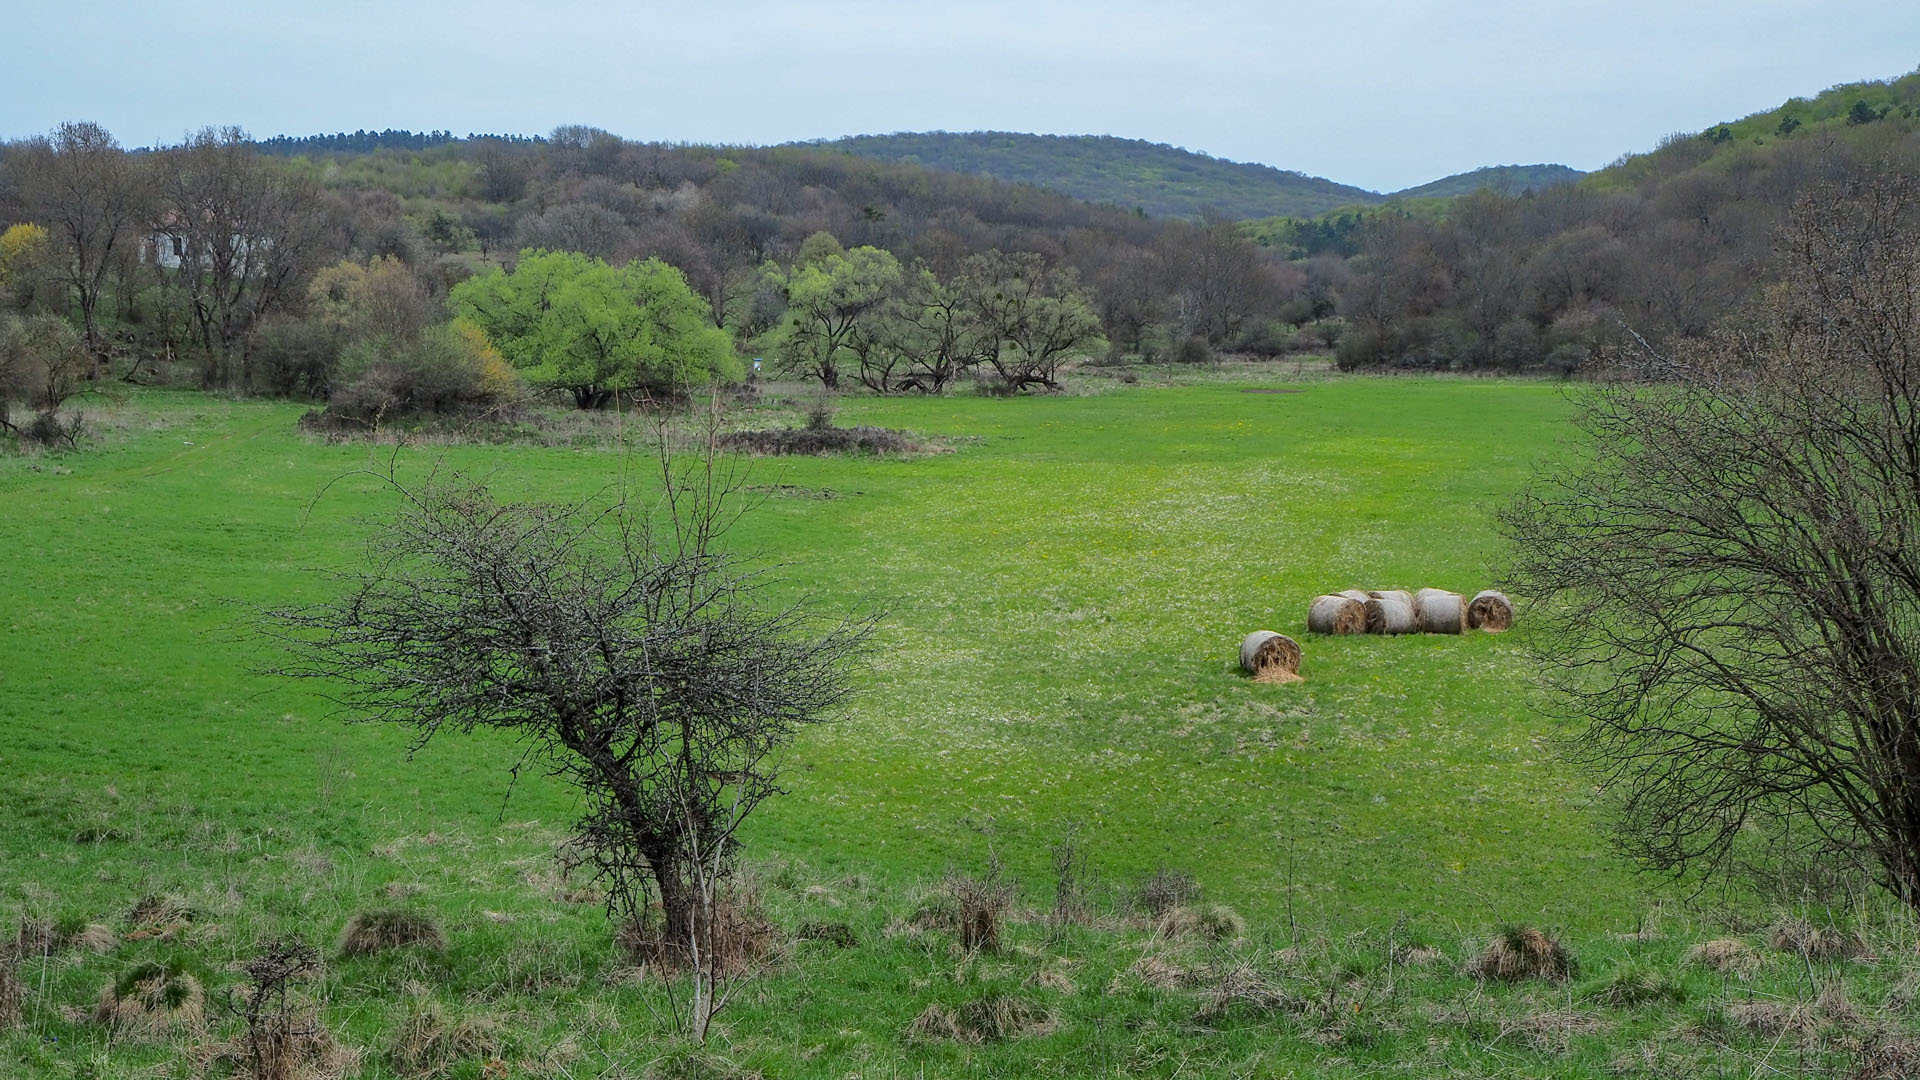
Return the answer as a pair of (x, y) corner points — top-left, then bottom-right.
(1174, 335), (1212, 365)
(254, 315), (341, 399)
(716, 424), (923, 456)
(944, 869), (1014, 954)
(794, 921), (856, 948)
(317, 323), (515, 429)
(1230, 319), (1291, 357)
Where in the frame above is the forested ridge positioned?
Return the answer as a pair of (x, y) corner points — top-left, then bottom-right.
(794, 131), (1384, 220)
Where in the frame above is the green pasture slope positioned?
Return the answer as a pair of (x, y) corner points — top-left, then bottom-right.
(19, 376), (1886, 1077)
(2, 378), (1612, 922)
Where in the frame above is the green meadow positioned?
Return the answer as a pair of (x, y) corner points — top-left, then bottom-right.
(4, 375), (1904, 1078)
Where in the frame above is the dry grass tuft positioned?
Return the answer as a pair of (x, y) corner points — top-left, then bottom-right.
(1119, 952), (1196, 991)
(1853, 1034), (1920, 1080)
(0, 950), (22, 1030)
(794, 921), (856, 949)
(1472, 926), (1572, 983)
(939, 869), (1014, 954)
(1029, 967), (1076, 994)
(126, 894), (194, 939)
(14, 916), (115, 957)
(198, 1020), (363, 1080)
(617, 889), (781, 975)
(1686, 938), (1760, 979)
(1582, 962), (1684, 1007)
(906, 994), (1055, 1044)
(1195, 963), (1297, 1023)
(1768, 917), (1867, 962)
(338, 909), (446, 958)
(95, 959), (205, 1037)
(386, 999), (502, 1077)
(1132, 867), (1200, 919)
(1392, 944), (1446, 967)
(1724, 1000), (1809, 1037)
(1156, 904), (1245, 943)
(71, 923), (117, 954)
(642, 1042), (763, 1080)
(1505, 1009), (1606, 1054)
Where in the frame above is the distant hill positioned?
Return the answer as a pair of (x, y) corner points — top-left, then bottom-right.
(1392, 164), (1584, 199)
(795, 131), (1384, 220)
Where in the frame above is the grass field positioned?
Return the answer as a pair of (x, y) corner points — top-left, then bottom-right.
(3, 374), (1911, 1078)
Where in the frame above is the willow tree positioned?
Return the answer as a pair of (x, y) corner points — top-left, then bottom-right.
(452, 249), (738, 407)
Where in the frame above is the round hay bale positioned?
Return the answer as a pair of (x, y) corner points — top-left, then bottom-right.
(1307, 594), (1365, 635)
(1367, 589), (1413, 608)
(1337, 589), (1372, 604)
(1414, 588), (1466, 634)
(1239, 631), (1302, 684)
(1467, 590), (1513, 632)
(1363, 595), (1416, 635)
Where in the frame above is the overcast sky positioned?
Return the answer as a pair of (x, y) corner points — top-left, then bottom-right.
(6, 1), (1915, 191)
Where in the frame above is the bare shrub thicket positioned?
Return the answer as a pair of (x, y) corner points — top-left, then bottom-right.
(0, 312), (91, 448)
(1505, 172), (1920, 909)
(266, 424), (873, 1041)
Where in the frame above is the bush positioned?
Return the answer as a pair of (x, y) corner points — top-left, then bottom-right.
(1173, 335), (1212, 365)
(253, 315), (339, 399)
(316, 323), (517, 429)
(1230, 319), (1292, 357)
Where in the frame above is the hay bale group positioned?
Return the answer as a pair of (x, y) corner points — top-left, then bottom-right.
(1307, 588), (1511, 636)
(1241, 589), (1511, 685)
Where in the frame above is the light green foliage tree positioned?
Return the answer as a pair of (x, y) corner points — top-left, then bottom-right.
(451, 249), (739, 408)
(774, 244), (901, 389)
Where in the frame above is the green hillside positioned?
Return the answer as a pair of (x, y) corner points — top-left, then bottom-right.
(1393, 163), (1584, 199)
(1588, 68), (1920, 192)
(797, 131), (1385, 220)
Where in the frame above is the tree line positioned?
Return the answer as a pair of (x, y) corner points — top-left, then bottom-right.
(0, 121), (1317, 436)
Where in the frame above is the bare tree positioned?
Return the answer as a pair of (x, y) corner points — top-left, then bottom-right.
(264, 427), (873, 1036)
(1502, 172), (1920, 907)
(160, 128), (329, 388)
(11, 122), (151, 358)
(961, 250), (1104, 391)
